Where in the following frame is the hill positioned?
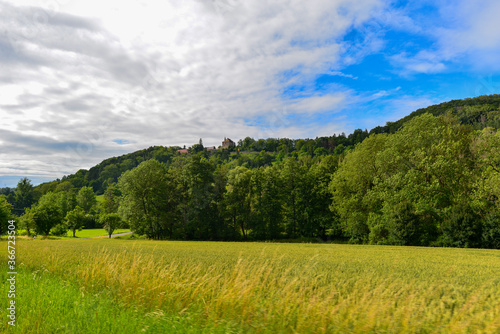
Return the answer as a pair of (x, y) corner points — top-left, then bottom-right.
(34, 94), (500, 195)
(370, 94), (500, 134)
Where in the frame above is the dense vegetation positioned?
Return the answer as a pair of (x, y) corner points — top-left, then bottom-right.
(1, 94), (500, 247)
(2, 239), (499, 333)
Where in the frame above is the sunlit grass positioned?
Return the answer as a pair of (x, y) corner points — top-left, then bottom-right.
(64, 228), (131, 238)
(0, 267), (238, 333)
(12, 228), (131, 239)
(2, 239), (500, 333)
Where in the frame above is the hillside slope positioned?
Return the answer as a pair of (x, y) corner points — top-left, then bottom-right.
(34, 94), (500, 195)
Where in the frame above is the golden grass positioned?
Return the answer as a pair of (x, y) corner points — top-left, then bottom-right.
(9, 240), (500, 333)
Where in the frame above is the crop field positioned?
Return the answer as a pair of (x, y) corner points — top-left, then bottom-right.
(1, 239), (499, 333)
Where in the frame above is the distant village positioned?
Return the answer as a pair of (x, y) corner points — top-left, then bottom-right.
(177, 137), (236, 154)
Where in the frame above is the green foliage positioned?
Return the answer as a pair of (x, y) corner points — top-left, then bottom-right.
(118, 159), (175, 239)
(32, 192), (63, 236)
(481, 211), (500, 248)
(100, 184), (120, 214)
(0, 195), (13, 235)
(223, 166), (253, 239)
(77, 186), (97, 213)
(50, 222), (69, 236)
(65, 206), (86, 237)
(440, 202), (483, 248)
(14, 177), (34, 214)
(330, 133), (389, 242)
(330, 113), (494, 247)
(19, 206), (36, 237)
(99, 213), (123, 238)
(19, 94), (500, 248)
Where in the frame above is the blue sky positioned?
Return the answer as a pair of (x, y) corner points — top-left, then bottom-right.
(1, 0), (500, 187)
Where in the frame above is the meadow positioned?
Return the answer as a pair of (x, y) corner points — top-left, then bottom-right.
(18, 228), (131, 239)
(1, 239), (499, 333)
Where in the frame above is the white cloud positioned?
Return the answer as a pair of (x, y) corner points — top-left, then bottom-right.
(385, 0), (500, 75)
(0, 0), (386, 184)
(390, 51), (446, 76)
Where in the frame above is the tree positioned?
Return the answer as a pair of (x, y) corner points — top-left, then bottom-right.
(372, 114), (474, 245)
(99, 213), (122, 238)
(251, 166), (284, 240)
(118, 160), (174, 239)
(280, 158), (305, 238)
(183, 155), (217, 239)
(224, 166), (253, 239)
(32, 192), (63, 236)
(100, 184), (120, 214)
(14, 177), (34, 215)
(329, 133), (389, 243)
(190, 138), (205, 154)
(308, 156), (341, 240)
(58, 191), (77, 218)
(331, 113), (476, 246)
(55, 181), (74, 193)
(0, 195), (13, 235)
(65, 206), (86, 237)
(19, 207), (36, 237)
(77, 186), (97, 213)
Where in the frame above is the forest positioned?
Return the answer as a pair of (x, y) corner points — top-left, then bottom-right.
(1, 94), (500, 248)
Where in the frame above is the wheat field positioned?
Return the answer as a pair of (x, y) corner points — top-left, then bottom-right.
(1, 239), (499, 333)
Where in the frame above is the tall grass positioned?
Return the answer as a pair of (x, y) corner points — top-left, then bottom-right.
(3, 239), (500, 333)
(0, 267), (239, 333)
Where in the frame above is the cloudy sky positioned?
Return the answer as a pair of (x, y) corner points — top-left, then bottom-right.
(1, 0), (500, 187)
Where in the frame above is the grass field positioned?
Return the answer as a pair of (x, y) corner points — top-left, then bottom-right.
(1, 239), (499, 333)
(19, 228), (131, 239)
(63, 228), (131, 238)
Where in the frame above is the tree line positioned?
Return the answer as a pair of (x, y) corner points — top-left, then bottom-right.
(26, 94), (500, 196)
(1, 112), (499, 248)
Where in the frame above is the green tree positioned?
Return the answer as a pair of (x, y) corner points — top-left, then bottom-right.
(118, 160), (175, 239)
(14, 177), (34, 215)
(99, 213), (122, 238)
(309, 156), (340, 240)
(280, 158), (307, 238)
(55, 181), (73, 193)
(100, 184), (120, 214)
(224, 166), (253, 239)
(19, 207), (36, 237)
(77, 186), (97, 213)
(65, 206), (86, 237)
(329, 133), (389, 243)
(183, 155), (217, 239)
(58, 191), (77, 218)
(32, 192), (63, 236)
(251, 166), (283, 239)
(373, 114), (474, 245)
(0, 195), (13, 235)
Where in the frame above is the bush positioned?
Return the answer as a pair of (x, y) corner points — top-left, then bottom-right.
(51, 223), (68, 237)
(441, 203), (482, 248)
(482, 211), (500, 249)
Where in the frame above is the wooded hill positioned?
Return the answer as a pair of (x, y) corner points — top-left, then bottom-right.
(32, 94), (500, 196)
(2, 94), (500, 248)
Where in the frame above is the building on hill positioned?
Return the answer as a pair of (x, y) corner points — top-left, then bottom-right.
(177, 149), (189, 154)
(205, 146), (216, 152)
(221, 137), (235, 149)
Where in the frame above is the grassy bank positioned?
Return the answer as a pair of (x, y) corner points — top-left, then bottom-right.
(1, 239), (499, 333)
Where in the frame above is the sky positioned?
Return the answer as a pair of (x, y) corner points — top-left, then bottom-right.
(1, 0), (500, 187)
